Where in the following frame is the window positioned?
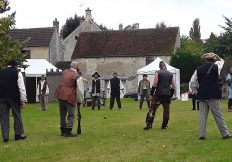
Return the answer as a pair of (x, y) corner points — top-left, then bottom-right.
(146, 57), (154, 65)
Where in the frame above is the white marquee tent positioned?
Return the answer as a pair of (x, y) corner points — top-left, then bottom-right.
(137, 57), (180, 99)
(22, 59), (60, 77)
(21, 59), (61, 103)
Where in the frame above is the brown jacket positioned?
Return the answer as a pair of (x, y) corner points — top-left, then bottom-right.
(54, 69), (78, 106)
(138, 79), (151, 96)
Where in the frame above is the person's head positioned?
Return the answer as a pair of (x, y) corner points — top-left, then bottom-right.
(8, 59), (18, 68)
(41, 75), (46, 80)
(70, 61), (79, 71)
(113, 72), (118, 78)
(202, 52), (220, 63)
(143, 74), (147, 80)
(159, 61), (166, 70)
(92, 72), (100, 79)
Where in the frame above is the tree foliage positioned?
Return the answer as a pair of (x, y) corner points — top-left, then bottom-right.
(0, 0), (27, 70)
(61, 14), (109, 39)
(170, 38), (203, 83)
(61, 14), (82, 39)
(189, 18), (201, 43)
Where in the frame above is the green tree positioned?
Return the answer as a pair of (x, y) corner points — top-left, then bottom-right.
(203, 32), (219, 53)
(189, 18), (201, 43)
(62, 14), (109, 39)
(0, 0), (27, 70)
(170, 38), (203, 83)
(61, 14), (82, 39)
(215, 16), (232, 58)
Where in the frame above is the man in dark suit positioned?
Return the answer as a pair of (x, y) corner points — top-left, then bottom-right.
(107, 72), (124, 110)
(190, 53), (231, 140)
(91, 72), (101, 110)
(0, 60), (27, 142)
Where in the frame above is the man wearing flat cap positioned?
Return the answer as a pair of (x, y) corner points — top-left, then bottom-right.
(91, 72), (101, 110)
(190, 53), (231, 140)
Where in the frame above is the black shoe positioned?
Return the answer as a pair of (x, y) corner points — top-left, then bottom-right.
(60, 127), (65, 136)
(143, 125), (152, 130)
(199, 137), (206, 140)
(161, 126), (168, 129)
(222, 134), (232, 139)
(192, 109), (196, 110)
(15, 134), (27, 141)
(65, 128), (77, 137)
(3, 138), (9, 142)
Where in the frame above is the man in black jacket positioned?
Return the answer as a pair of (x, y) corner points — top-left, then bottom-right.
(107, 72), (124, 110)
(91, 72), (101, 110)
(0, 60), (27, 142)
(190, 53), (231, 140)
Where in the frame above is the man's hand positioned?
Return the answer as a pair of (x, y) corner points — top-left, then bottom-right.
(20, 101), (26, 109)
(149, 95), (153, 101)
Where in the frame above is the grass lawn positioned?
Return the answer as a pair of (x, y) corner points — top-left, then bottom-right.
(0, 99), (232, 162)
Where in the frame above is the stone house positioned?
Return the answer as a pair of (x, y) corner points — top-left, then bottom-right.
(62, 8), (101, 61)
(71, 27), (181, 95)
(9, 18), (63, 65)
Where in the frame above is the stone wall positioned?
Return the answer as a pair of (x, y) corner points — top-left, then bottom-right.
(75, 56), (172, 94)
(46, 69), (62, 102)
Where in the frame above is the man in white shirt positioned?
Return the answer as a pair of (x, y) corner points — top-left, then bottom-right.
(0, 60), (27, 142)
(37, 75), (49, 111)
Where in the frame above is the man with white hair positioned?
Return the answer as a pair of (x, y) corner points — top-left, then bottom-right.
(54, 61), (79, 137)
(190, 53), (231, 140)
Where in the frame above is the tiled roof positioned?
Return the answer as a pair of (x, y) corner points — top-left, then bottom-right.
(9, 27), (55, 47)
(72, 27), (179, 59)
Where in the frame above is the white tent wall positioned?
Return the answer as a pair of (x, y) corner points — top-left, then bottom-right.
(137, 57), (180, 99)
(22, 59), (61, 103)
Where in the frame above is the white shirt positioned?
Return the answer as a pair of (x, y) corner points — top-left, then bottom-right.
(17, 71), (27, 102)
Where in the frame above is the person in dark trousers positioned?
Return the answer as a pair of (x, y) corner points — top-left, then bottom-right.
(37, 75), (49, 111)
(91, 72), (101, 110)
(143, 61), (176, 130)
(190, 53), (231, 140)
(138, 74), (151, 109)
(107, 72), (124, 110)
(54, 61), (79, 137)
(0, 60), (27, 142)
(190, 91), (199, 110)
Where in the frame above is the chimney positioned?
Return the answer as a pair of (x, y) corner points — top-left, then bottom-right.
(80, 16), (85, 24)
(119, 24), (123, 30)
(85, 8), (92, 21)
(59, 29), (63, 41)
(133, 23), (139, 29)
(53, 18), (59, 33)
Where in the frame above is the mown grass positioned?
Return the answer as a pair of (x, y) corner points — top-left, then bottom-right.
(0, 99), (232, 162)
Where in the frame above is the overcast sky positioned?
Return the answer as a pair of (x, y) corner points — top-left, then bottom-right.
(7, 0), (232, 39)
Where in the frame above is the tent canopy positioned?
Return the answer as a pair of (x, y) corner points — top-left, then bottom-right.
(22, 59), (60, 77)
(137, 57), (177, 75)
(137, 57), (180, 99)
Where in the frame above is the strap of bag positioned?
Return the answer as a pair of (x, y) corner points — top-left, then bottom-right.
(200, 63), (215, 85)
